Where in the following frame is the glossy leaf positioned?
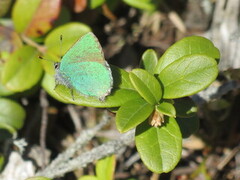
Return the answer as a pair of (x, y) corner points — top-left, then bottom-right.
(176, 115), (199, 138)
(47, 65), (141, 107)
(96, 155), (115, 180)
(24, 0), (61, 37)
(89, 0), (105, 9)
(156, 101), (176, 118)
(135, 118), (182, 173)
(0, 123), (16, 134)
(158, 55), (218, 99)
(12, 0), (42, 33)
(155, 36), (220, 74)
(1, 46), (43, 92)
(0, 59), (14, 96)
(140, 49), (158, 75)
(129, 69), (162, 105)
(0, 98), (25, 132)
(78, 176), (98, 180)
(41, 73), (70, 104)
(45, 22), (91, 56)
(123, 0), (157, 11)
(116, 98), (154, 133)
(0, 83), (14, 96)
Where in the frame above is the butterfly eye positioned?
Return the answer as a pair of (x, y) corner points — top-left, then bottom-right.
(54, 63), (60, 69)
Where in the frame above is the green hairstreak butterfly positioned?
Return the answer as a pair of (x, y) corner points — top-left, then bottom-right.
(54, 32), (113, 101)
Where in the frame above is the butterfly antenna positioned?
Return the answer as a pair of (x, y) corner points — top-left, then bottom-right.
(38, 55), (56, 63)
(60, 35), (63, 59)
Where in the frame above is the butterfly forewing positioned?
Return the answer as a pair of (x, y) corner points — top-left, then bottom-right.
(56, 32), (113, 100)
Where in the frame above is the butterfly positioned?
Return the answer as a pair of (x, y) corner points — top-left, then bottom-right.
(54, 32), (113, 101)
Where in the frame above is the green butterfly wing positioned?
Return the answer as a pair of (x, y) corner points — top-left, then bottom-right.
(60, 32), (105, 65)
(57, 32), (113, 100)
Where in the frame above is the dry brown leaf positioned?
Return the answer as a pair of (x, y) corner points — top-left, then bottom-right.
(25, 0), (61, 37)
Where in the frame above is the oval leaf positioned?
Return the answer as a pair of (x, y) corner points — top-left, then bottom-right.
(156, 101), (176, 118)
(116, 98), (154, 133)
(0, 123), (16, 134)
(96, 155), (115, 180)
(0, 98), (25, 131)
(158, 55), (218, 99)
(46, 65), (141, 107)
(41, 73), (70, 104)
(135, 117), (182, 173)
(130, 69), (162, 105)
(78, 176), (98, 180)
(123, 0), (156, 11)
(89, 0), (105, 9)
(140, 49), (158, 74)
(155, 36), (220, 74)
(12, 0), (42, 33)
(24, 0), (61, 37)
(1, 46), (43, 92)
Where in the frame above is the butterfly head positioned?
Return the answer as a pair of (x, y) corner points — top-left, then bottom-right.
(54, 62), (60, 70)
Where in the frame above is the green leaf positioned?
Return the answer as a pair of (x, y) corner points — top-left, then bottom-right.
(24, 0), (61, 37)
(156, 101), (176, 118)
(45, 22), (91, 57)
(89, 0), (105, 9)
(0, 0), (12, 17)
(140, 49), (158, 75)
(129, 69), (162, 105)
(158, 55), (218, 99)
(0, 98), (25, 132)
(49, 65), (141, 107)
(0, 154), (4, 171)
(176, 115), (199, 138)
(78, 176), (98, 180)
(12, 0), (42, 33)
(174, 98), (197, 118)
(0, 123), (16, 134)
(123, 0), (157, 11)
(111, 65), (135, 90)
(0, 81), (14, 96)
(96, 155), (115, 180)
(116, 98), (154, 133)
(155, 36), (220, 74)
(1, 46), (43, 92)
(135, 117), (182, 173)
(25, 177), (52, 180)
(41, 72), (70, 104)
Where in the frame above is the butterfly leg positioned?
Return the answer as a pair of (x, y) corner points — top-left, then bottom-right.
(54, 83), (59, 90)
(70, 89), (75, 100)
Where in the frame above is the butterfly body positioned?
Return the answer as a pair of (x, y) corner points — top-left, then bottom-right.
(54, 32), (113, 100)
